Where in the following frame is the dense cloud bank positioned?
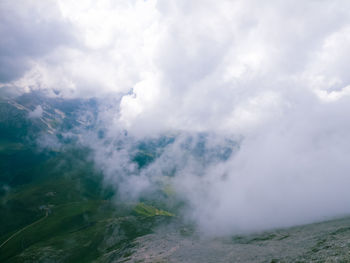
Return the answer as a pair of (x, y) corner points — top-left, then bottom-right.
(2, 0), (350, 234)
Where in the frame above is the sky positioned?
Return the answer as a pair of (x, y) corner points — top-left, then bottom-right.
(2, 0), (350, 234)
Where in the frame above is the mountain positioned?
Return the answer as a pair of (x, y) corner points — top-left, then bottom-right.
(0, 92), (178, 262)
(1, 92), (350, 262)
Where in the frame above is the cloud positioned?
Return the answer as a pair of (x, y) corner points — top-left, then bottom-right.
(1, 0), (161, 98)
(173, 94), (350, 235)
(0, 0), (74, 82)
(3, 0), (350, 234)
(28, 105), (43, 118)
(117, 0), (350, 135)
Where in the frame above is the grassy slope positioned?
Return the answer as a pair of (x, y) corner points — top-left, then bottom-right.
(0, 95), (179, 262)
(1, 199), (175, 263)
(0, 143), (176, 262)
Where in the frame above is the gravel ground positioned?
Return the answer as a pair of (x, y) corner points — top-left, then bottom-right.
(113, 216), (350, 263)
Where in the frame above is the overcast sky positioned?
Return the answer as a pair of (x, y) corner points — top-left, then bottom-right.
(2, 0), (350, 134)
(2, 0), (350, 234)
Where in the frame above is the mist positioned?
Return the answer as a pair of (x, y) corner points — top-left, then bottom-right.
(2, 0), (350, 235)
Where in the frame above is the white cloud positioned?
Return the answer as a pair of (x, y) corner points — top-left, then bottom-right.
(3, 0), (350, 234)
(28, 105), (43, 118)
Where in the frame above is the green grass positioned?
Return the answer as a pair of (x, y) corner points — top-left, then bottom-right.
(0, 201), (98, 261)
(133, 202), (175, 217)
(0, 145), (120, 262)
(0, 136), (178, 262)
(0, 200), (156, 262)
(0, 141), (24, 152)
(0, 181), (175, 262)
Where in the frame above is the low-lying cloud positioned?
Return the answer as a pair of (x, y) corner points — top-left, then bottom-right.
(2, 0), (350, 234)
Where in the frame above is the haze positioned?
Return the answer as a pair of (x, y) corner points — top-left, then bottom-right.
(2, 0), (350, 235)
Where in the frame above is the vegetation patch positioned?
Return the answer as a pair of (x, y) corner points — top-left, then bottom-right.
(133, 203), (175, 217)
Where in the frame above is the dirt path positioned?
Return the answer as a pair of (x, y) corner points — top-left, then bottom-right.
(0, 211), (48, 250)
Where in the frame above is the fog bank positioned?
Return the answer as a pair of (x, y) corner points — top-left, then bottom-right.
(2, 0), (350, 234)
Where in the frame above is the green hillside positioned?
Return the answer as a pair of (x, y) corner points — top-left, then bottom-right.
(0, 148), (176, 262)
